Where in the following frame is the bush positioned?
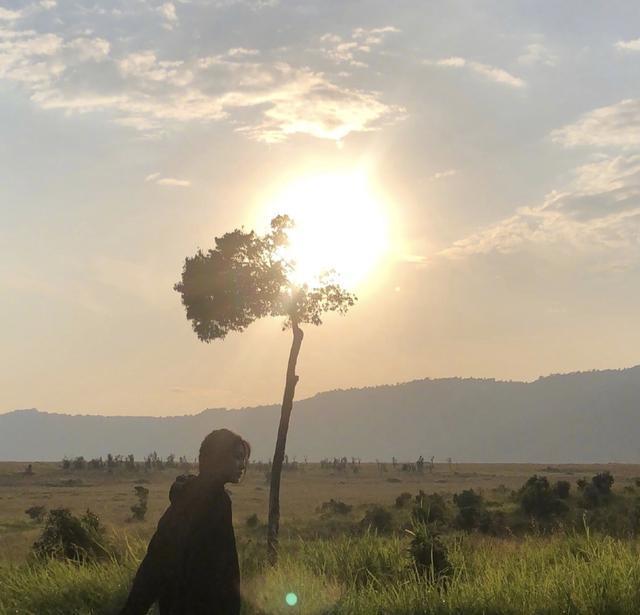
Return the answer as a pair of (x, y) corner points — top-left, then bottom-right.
(453, 489), (484, 530)
(580, 472), (615, 509)
(518, 475), (566, 519)
(360, 506), (393, 534)
(412, 491), (448, 524)
(319, 499), (353, 515)
(554, 480), (571, 499)
(25, 505), (47, 523)
(395, 492), (412, 508)
(407, 522), (451, 580)
(130, 486), (149, 521)
(592, 471), (614, 495)
(32, 508), (107, 561)
(246, 513), (260, 528)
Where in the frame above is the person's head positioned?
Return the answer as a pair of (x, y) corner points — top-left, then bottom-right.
(198, 429), (250, 484)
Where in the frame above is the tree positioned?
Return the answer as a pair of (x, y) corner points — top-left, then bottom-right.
(174, 214), (356, 562)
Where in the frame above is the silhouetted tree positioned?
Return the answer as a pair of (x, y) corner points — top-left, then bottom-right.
(174, 215), (356, 562)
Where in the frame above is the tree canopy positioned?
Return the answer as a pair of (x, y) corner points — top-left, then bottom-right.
(174, 214), (356, 340)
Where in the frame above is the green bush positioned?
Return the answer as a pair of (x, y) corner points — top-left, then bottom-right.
(360, 505), (393, 534)
(407, 521), (451, 580)
(518, 475), (566, 519)
(129, 486), (149, 521)
(453, 489), (484, 530)
(412, 491), (448, 525)
(319, 499), (353, 515)
(32, 508), (108, 562)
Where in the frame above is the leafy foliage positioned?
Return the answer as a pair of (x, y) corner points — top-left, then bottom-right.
(407, 521), (451, 580)
(518, 475), (567, 519)
(25, 505), (47, 523)
(32, 508), (107, 562)
(174, 215), (356, 340)
(319, 499), (353, 516)
(360, 506), (393, 534)
(129, 486), (149, 521)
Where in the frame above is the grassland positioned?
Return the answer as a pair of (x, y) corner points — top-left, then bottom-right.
(2, 460), (640, 613)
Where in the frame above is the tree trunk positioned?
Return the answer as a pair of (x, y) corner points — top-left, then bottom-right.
(267, 319), (304, 564)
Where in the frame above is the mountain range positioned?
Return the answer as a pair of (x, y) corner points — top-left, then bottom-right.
(2, 366), (640, 463)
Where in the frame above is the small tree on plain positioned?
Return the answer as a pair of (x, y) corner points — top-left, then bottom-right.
(130, 485), (149, 521)
(175, 215), (356, 562)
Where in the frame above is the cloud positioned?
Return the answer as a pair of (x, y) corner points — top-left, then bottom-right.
(158, 2), (178, 29)
(0, 8), (404, 144)
(66, 37), (110, 62)
(438, 155), (640, 269)
(551, 99), (640, 149)
(25, 46), (403, 141)
(145, 173), (191, 187)
(615, 38), (640, 52)
(319, 26), (399, 67)
(427, 56), (526, 88)
(0, 7), (22, 21)
(517, 43), (556, 67)
(426, 168), (457, 182)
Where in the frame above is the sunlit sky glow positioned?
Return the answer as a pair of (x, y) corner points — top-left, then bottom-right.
(259, 170), (391, 288)
(2, 1), (640, 416)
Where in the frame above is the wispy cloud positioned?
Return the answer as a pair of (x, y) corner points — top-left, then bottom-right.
(0, 8), (403, 144)
(318, 26), (399, 68)
(551, 99), (640, 149)
(145, 173), (191, 187)
(438, 155), (640, 269)
(426, 168), (457, 182)
(615, 38), (640, 52)
(158, 2), (178, 29)
(517, 43), (556, 67)
(427, 56), (525, 89)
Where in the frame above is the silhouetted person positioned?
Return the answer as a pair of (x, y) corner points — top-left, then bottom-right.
(120, 429), (250, 615)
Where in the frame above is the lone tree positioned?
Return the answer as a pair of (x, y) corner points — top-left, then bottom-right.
(174, 215), (356, 562)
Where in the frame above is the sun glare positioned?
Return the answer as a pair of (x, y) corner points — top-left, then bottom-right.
(259, 171), (391, 289)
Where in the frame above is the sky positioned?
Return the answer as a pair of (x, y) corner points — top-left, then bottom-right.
(2, 0), (640, 416)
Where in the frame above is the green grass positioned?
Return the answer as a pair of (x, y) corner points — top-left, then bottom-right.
(3, 531), (640, 614)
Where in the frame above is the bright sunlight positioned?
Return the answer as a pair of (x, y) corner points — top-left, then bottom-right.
(260, 171), (391, 289)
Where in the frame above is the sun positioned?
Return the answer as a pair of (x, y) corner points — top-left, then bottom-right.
(259, 171), (391, 289)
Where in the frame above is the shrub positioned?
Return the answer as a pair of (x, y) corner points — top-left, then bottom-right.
(395, 492), (412, 508)
(580, 472), (615, 509)
(412, 492), (448, 524)
(319, 499), (352, 515)
(554, 480), (571, 499)
(453, 489), (484, 530)
(518, 475), (566, 519)
(130, 486), (149, 521)
(407, 521), (451, 580)
(32, 508), (107, 561)
(246, 513), (260, 528)
(25, 506), (47, 523)
(592, 471), (614, 495)
(360, 506), (393, 534)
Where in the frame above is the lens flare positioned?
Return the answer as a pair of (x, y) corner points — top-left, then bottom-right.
(285, 592), (298, 606)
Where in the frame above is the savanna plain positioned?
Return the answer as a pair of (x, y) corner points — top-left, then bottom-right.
(3, 458), (640, 614)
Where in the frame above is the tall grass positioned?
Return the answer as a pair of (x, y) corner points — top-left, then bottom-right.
(3, 531), (640, 614)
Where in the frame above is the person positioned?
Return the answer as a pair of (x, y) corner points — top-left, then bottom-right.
(120, 429), (250, 615)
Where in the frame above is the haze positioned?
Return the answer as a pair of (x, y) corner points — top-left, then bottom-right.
(2, 1), (640, 416)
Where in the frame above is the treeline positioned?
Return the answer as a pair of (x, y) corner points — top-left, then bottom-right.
(60, 452), (195, 472)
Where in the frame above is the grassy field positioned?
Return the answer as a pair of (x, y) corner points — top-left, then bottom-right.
(2, 460), (640, 613)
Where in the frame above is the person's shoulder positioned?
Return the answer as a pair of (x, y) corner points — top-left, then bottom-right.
(169, 473), (198, 505)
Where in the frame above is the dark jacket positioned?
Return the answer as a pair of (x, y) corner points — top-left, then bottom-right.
(120, 475), (240, 615)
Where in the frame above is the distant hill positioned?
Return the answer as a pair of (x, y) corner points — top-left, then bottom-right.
(2, 366), (640, 463)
